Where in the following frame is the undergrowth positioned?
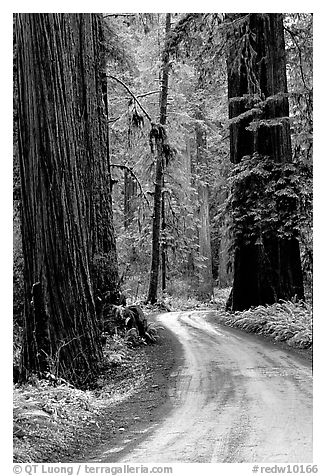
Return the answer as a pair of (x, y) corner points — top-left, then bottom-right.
(217, 299), (312, 349)
(13, 334), (148, 462)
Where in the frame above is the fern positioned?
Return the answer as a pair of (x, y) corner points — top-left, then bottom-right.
(219, 299), (312, 349)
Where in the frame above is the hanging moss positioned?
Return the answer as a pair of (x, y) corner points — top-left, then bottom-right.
(149, 123), (176, 164)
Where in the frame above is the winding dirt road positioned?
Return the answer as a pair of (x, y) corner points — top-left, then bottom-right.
(106, 311), (313, 463)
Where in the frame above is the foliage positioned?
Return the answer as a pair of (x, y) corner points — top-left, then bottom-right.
(162, 294), (213, 312)
(105, 13), (312, 302)
(103, 18), (136, 72)
(145, 278), (215, 311)
(284, 14), (313, 292)
(100, 300), (162, 347)
(107, 13), (231, 300)
(228, 153), (301, 243)
(144, 322), (164, 344)
(218, 299), (312, 349)
(13, 321), (23, 375)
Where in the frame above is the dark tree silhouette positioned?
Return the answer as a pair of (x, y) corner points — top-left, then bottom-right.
(226, 13), (304, 311)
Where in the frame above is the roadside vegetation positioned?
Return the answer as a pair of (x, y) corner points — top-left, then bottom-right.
(14, 328), (155, 462)
(215, 294), (312, 350)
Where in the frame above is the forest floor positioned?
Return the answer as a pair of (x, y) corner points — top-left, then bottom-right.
(13, 289), (312, 463)
(13, 317), (183, 463)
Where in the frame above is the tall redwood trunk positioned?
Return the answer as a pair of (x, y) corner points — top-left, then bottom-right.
(147, 13), (171, 304)
(227, 13), (304, 311)
(16, 13), (118, 385)
(88, 35), (119, 301)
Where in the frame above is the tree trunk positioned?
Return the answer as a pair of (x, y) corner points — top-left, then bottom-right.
(196, 183), (214, 299)
(161, 186), (167, 292)
(147, 13), (171, 304)
(184, 138), (196, 276)
(16, 13), (118, 385)
(89, 49), (120, 301)
(226, 13), (304, 311)
(123, 169), (138, 229)
(147, 140), (165, 303)
(194, 111), (214, 300)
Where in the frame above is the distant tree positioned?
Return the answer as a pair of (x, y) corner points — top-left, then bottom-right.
(16, 13), (119, 385)
(193, 105), (214, 299)
(226, 13), (304, 311)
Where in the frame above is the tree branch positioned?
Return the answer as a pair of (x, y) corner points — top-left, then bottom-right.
(108, 117), (120, 123)
(110, 163), (150, 207)
(135, 90), (161, 99)
(107, 75), (153, 123)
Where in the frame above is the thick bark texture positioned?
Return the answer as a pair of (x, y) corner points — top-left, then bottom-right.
(147, 13), (171, 304)
(85, 31), (119, 299)
(227, 14), (304, 311)
(16, 13), (118, 385)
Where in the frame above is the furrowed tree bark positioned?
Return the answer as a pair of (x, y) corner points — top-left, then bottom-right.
(16, 13), (119, 385)
(86, 24), (120, 301)
(226, 13), (304, 311)
(147, 13), (171, 304)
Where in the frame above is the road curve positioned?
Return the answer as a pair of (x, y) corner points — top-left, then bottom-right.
(117, 311), (313, 463)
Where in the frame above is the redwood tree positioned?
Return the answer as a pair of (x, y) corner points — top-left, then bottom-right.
(147, 13), (171, 304)
(16, 13), (119, 385)
(226, 13), (304, 311)
(194, 106), (214, 300)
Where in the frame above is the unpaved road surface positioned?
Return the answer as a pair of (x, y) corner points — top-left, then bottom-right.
(104, 311), (313, 463)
